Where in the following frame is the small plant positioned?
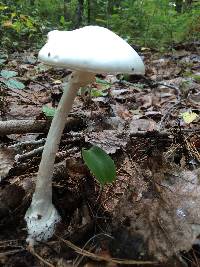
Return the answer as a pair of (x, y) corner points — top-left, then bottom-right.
(79, 77), (111, 97)
(42, 105), (56, 117)
(192, 74), (200, 83)
(0, 70), (25, 90)
(82, 145), (116, 186)
(0, 2), (47, 49)
(0, 52), (8, 65)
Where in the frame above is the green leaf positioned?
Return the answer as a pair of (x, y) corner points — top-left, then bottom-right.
(3, 79), (25, 89)
(0, 4), (8, 11)
(94, 78), (111, 94)
(0, 59), (6, 65)
(1, 70), (18, 79)
(60, 15), (65, 25)
(192, 74), (200, 83)
(42, 105), (56, 117)
(95, 77), (111, 85)
(35, 63), (52, 72)
(0, 52), (8, 60)
(90, 88), (108, 97)
(12, 21), (22, 32)
(181, 111), (199, 124)
(82, 146), (116, 186)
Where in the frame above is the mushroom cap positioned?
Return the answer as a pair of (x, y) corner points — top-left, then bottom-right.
(38, 26), (145, 75)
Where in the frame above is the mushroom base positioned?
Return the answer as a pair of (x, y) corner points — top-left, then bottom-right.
(25, 199), (61, 246)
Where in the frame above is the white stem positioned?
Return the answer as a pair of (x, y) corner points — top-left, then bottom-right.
(25, 71), (95, 244)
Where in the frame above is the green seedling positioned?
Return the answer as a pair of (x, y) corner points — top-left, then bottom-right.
(82, 145), (116, 186)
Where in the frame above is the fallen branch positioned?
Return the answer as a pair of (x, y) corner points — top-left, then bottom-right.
(0, 249), (25, 257)
(15, 146), (44, 162)
(9, 138), (46, 149)
(130, 128), (200, 138)
(15, 146), (79, 162)
(0, 117), (84, 136)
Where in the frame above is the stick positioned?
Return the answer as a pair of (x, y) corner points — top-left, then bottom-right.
(0, 117), (83, 136)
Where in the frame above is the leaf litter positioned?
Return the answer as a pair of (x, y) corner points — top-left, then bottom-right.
(0, 44), (199, 266)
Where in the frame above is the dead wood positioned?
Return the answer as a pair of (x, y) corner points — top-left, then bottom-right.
(0, 117), (84, 136)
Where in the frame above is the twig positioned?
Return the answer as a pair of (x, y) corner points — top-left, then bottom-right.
(57, 235), (157, 265)
(73, 233), (114, 266)
(0, 248), (25, 256)
(129, 129), (199, 138)
(182, 128), (200, 133)
(9, 138), (46, 149)
(0, 239), (21, 244)
(15, 146), (79, 163)
(28, 248), (56, 267)
(130, 130), (170, 137)
(32, 80), (50, 90)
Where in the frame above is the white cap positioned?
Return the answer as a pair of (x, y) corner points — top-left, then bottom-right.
(38, 26), (145, 75)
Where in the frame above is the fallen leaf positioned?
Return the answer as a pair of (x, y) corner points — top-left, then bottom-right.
(129, 118), (158, 133)
(181, 111), (199, 124)
(85, 130), (127, 154)
(0, 147), (16, 181)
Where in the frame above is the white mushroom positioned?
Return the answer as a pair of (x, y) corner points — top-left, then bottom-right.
(25, 26), (145, 245)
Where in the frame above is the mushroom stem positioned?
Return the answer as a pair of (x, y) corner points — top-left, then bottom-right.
(25, 71), (95, 244)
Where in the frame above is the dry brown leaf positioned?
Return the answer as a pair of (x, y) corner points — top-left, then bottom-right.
(85, 130), (127, 154)
(111, 158), (200, 261)
(129, 119), (158, 133)
(0, 147), (16, 181)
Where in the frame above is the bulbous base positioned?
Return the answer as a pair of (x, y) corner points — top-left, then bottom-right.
(25, 203), (61, 246)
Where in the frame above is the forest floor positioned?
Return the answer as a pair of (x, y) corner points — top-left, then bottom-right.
(0, 42), (200, 267)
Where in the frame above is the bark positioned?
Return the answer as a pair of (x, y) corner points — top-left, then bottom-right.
(87, 0), (98, 24)
(175, 0), (183, 13)
(87, 0), (91, 24)
(185, 0), (193, 10)
(186, 0), (193, 6)
(29, 0), (35, 6)
(115, 0), (122, 8)
(75, 0), (84, 28)
(63, 0), (71, 20)
(176, 0), (194, 13)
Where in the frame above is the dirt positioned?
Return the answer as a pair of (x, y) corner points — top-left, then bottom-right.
(0, 43), (200, 266)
